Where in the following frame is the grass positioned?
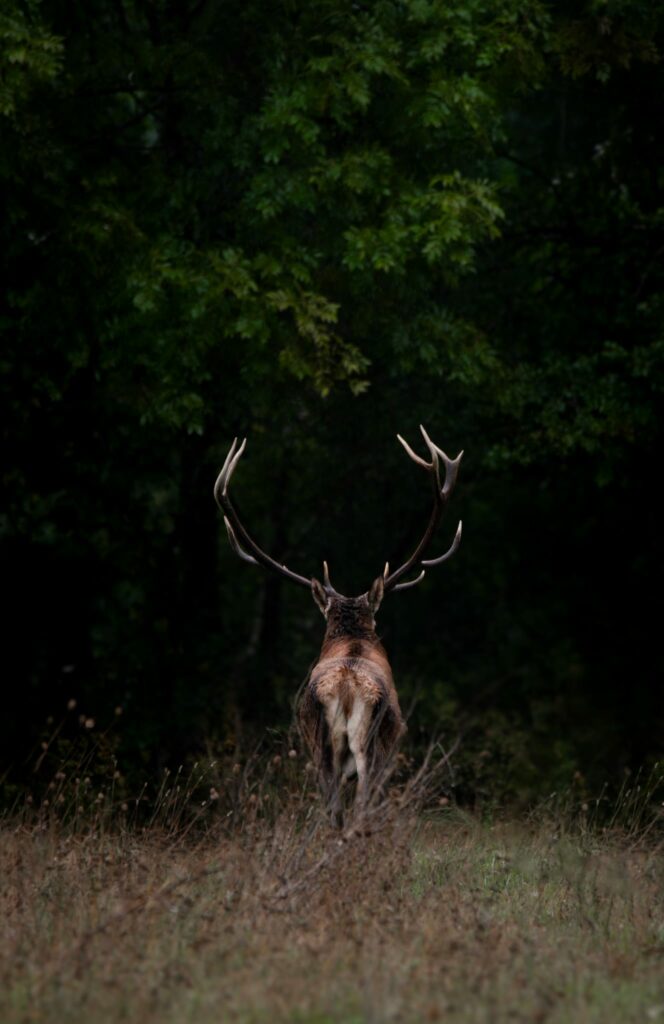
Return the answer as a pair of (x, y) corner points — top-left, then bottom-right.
(1, 753), (664, 1024)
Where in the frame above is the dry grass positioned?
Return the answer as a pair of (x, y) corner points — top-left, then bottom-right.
(2, 758), (664, 1024)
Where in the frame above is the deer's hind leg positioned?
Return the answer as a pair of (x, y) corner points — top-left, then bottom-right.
(324, 694), (350, 827)
(346, 695), (375, 815)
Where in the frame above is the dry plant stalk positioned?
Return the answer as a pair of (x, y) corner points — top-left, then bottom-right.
(2, 742), (663, 1024)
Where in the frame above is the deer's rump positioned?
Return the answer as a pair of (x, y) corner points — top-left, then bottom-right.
(298, 657), (405, 779)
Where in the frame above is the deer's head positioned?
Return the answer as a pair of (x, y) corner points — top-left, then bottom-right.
(309, 572), (385, 639)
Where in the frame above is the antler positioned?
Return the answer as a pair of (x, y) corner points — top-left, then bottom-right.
(383, 425), (463, 594)
(213, 438), (312, 589)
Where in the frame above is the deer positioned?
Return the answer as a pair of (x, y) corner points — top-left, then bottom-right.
(214, 426), (462, 824)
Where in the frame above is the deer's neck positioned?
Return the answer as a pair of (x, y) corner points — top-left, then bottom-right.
(324, 615), (376, 640)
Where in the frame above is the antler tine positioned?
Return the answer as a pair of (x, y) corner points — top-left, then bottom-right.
(213, 436), (249, 508)
(440, 451), (463, 498)
(393, 569), (426, 593)
(419, 425), (464, 497)
(224, 517), (259, 566)
(223, 437), (247, 496)
(396, 433), (430, 470)
(214, 437), (311, 589)
(422, 521), (462, 567)
(383, 426), (463, 593)
(214, 437), (238, 508)
(322, 559), (344, 596)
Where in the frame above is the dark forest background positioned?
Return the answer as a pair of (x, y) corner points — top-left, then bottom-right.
(2, 0), (662, 803)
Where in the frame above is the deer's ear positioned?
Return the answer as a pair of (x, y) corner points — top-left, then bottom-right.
(368, 575), (385, 614)
(311, 578), (329, 616)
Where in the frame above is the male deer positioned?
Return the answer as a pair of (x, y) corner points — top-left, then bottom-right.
(214, 427), (462, 823)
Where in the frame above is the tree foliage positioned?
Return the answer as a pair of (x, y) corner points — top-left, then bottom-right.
(2, 0), (662, 797)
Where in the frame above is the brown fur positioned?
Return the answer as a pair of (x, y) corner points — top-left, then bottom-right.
(298, 604), (406, 823)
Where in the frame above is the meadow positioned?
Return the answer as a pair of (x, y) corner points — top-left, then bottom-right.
(2, 751), (663, 1024)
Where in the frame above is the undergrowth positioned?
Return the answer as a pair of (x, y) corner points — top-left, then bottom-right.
(1, 709), (663, 1024)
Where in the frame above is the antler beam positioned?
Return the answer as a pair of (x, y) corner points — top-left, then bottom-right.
(383, 425), (463, 593)
(213, 438), (312, 588)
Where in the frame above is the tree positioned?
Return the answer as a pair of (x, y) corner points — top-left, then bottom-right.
(1, 0), (662, 795)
